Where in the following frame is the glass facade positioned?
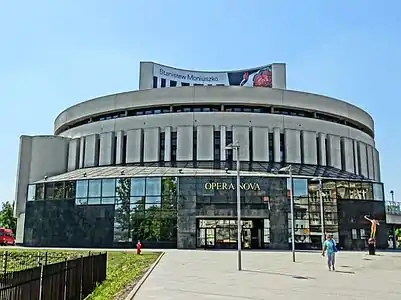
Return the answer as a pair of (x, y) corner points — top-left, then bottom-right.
(24, 176), (386, 250)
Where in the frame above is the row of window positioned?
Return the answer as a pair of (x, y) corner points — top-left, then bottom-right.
(58, 104), (373, 137)
(386, 202), (401, 215)
(286, 178), (384, 201)
(75, 129), (373, 180)
(27, 177), (384, 204)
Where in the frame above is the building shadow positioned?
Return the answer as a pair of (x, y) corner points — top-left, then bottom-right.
(334, 270), (355, 274)
(243, 269), (315, 280)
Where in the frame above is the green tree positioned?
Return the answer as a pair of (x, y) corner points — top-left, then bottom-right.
(115, 178), (131, 241)
(0, 201), (17, 232)
(129, 177), (177, 241)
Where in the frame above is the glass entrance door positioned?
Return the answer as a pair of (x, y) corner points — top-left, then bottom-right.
(206, 229), (215, 247)
(197, 219), (264, 249)
(197, 228), (215, 248)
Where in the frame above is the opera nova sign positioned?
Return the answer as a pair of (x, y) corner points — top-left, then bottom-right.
(204, 182), (261, 191)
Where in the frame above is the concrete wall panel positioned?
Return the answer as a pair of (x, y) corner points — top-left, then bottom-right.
(233, 126), (250, 161)
(99, 132), (115, 166)
(126, 129), (142, 163)
(84, 134), (99, 167)
(284, 129), (301, 164)
(67, 138), (80, 171)
(143, 128), (160, 162)
(177, 126), (193, 161)
(302, 131), (317, 165)
(197, 125), (214, 160)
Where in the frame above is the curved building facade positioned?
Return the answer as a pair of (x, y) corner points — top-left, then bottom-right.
(14, 62), (387, 250)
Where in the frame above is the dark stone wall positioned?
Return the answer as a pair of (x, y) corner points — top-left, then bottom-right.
(24, 200), (114, 248)
(177, 177), (197, 249)
(266, 178), (288, 249)
(177, 176), (288, 249)
(337, 200), (387, 249)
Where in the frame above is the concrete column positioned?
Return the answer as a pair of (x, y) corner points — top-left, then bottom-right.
(220, 125), (226, 161)
(318, 133), (327, 166)
(115, 131), (125, 164)
(164, 126), (172, 162)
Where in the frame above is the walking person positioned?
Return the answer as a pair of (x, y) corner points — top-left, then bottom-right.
(322, 233), (338, 271)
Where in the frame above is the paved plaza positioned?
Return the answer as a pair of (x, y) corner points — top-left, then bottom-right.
(134, 250), (401, 299)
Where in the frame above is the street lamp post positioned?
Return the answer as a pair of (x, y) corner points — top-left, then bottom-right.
(278, 165), (295, 262)
(225, 141), (242, 271)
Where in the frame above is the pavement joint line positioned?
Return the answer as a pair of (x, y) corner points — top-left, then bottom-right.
(124, 251), (165, 300)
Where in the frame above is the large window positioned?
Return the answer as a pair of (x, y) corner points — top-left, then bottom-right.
(131, 178), (145, 196)
(27, 185), (36, 201)
(113, 177), (177, 245)
(373, 183), (384, 201)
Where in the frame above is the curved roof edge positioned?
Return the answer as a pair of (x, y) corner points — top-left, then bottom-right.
(53, 86), (375, 133)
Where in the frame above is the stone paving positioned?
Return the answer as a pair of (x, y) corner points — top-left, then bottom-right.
(134, 250), (401, 299)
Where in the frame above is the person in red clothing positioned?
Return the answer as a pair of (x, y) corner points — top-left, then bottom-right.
(136, 240), (142, 255)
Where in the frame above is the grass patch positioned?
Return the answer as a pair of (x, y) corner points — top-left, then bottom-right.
(86, 252), (159, 300)
(0, 249), (160, 300)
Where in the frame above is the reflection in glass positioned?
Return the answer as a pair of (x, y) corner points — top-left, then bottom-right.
(27, 185), (36, 201)
(76, 180), (88, 198)
(102, 179), (116, 197)
(349, 181), (363, 199)
(114, 178), (131, 242)
(322, 181), (336, 201)
(336, 181), (349, 199)
(75, 198), (87, 205)
(145, 203), (161, 210)
(131, 178), (145, 196)
(308, 182), (319, 203)
(87, 198), (101, 205)
(44, 183), (55, 200)
(373, 183), (384, 201)
(146, 177), (161, 195)
(293, 179), (308, 197)
(101, 197), (115, 205)
(54, 182), (65, 199)
(361, 182), (373, 200)
(35, 184), (45, 200)
(88, 180), (101, 198)
(65, 181), (76, 199)
(146, 196), (161, 204)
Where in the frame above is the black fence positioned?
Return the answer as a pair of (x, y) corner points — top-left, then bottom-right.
(0, 252), (107, 300)
(1, 252), (78, 274)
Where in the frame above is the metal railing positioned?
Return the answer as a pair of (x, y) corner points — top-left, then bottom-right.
(386, 201), (401, 216)
(0, 252), (107, 300)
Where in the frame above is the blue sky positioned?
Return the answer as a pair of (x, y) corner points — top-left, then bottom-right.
(0, 1), (400, 204)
